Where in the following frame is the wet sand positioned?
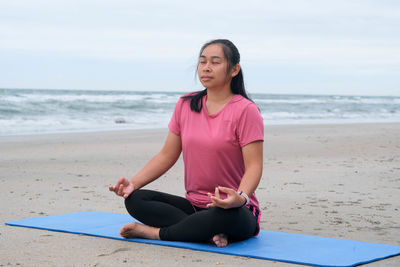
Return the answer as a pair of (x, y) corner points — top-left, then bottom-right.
(1, 123), (399, 266)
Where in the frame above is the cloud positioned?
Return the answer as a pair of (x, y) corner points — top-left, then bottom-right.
(0, 0), (399, 95)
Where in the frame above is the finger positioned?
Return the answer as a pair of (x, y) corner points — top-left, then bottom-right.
(115, 177), (128, 193)
(207, 192), (218, 207)
(121, 177), (129, 186)
(112, 178), (123, 193)
(209, 195), (228, 209)
(217, 186), (234, 195)
(117, 176), (126, 186)
(210, 189), (230, 208)
(110, 184), (116, 192)
(215, 187), (220, 199)
(117, 184), (124, 196)
(123, 184), (134, 199)
(207, 193), (215, 205)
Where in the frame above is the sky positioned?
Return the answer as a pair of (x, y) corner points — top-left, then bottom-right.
(0, 0), (399, 96)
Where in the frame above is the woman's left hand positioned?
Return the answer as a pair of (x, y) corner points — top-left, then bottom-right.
(207, 186), (246, 209)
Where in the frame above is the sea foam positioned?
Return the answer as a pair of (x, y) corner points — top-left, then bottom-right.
(1, 88), (399, 136)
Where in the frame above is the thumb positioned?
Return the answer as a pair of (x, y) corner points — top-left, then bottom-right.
(217, 186), (234, 195)
(214, 187), (221, 199)
(123, 188), (132, 199)
(123, 183), (134, 199)
(121, 177), (131, 187)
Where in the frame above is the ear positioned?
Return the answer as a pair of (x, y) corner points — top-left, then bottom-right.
(231, 64), (241, 78)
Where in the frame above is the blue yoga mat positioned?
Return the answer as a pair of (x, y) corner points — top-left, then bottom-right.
(5, 211), (400, 267)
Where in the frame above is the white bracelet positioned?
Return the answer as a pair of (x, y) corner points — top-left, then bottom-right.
(238, 191), (250, 206)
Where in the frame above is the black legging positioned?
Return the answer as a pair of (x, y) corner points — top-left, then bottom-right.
(124, 189), (259, 243)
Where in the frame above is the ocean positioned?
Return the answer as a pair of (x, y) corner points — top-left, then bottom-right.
(1, 88), (399, 136)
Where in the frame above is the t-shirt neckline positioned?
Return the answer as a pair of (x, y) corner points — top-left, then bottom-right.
(203, 94), (242, 117)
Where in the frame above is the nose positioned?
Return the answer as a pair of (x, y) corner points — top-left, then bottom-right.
(201, 62), (211, 72)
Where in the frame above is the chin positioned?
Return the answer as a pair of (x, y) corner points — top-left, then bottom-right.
(200, 81), (210, 88)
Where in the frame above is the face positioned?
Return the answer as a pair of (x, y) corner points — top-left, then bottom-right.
(198, 44), (236, 90)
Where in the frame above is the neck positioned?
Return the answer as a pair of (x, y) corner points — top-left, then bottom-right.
(206, 85), (233, 104)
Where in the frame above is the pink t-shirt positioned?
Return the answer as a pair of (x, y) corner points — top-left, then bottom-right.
(168, 94), (264, 210)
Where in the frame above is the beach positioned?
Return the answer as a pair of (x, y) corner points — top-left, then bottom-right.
(1, 123), (399, 266)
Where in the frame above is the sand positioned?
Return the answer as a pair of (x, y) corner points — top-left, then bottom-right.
(1, 123), (399, 266)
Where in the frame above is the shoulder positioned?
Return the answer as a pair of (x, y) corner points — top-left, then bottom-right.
(175, 92), (195, 104)
(177, 92), (200, 104)
(231, 95), (260, 114)
(231, 96), (263, 128)
(180, 92), (197, 98)
(173, 92), (198, 113)
(180, 90), (207, 99)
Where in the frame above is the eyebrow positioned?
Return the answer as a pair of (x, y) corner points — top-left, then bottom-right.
(200, 55), (222, 59)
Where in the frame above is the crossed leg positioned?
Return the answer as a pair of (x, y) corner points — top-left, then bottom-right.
(123, 189), (256, 247)
(120, 221), (228, 247)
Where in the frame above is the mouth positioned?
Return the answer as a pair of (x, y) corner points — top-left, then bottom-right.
(200, 76), (213, 82)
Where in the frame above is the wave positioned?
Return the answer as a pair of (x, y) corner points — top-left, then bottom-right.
(1, 88), (399, 136)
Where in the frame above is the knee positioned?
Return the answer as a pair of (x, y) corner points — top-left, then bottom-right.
(207, 207), (252, 230)
(124, 189), (147, 214)
(207, 207), (239, 224)
(125, 189), (150, 202)
(208, 206), (239, 216)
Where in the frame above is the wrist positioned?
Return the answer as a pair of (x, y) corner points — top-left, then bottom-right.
(237, 191), (250, 207)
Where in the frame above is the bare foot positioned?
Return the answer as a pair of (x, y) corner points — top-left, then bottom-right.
(212, 233), (228, 247)
(120, 222), (160, 240)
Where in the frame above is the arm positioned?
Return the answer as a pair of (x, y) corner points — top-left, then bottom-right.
(237, 140), (263, 197)
(207, 140), (263, 208)
(130, 131), (182, 189)
(109, 131), (182, 198)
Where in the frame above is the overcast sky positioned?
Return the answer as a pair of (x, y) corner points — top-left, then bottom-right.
(1, 0), (399, 96)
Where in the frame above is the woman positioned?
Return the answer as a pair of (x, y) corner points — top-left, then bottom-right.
(109, 39), (264, 247)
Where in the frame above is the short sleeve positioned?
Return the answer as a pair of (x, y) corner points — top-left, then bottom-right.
(237, 103), (264, 147)
(168, 97), (183, 136)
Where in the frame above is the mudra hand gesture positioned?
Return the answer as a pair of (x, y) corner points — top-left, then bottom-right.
(109, 177), (135, 199)
(207, 186), (247, 209)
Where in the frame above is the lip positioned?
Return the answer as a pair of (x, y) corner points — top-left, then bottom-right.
(201, 76), (213, 81)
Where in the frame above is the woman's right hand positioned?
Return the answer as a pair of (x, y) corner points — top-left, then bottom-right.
(109, 177), (135, 199)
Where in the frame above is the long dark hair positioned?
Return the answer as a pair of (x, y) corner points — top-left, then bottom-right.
(183, 39), (252, 113)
